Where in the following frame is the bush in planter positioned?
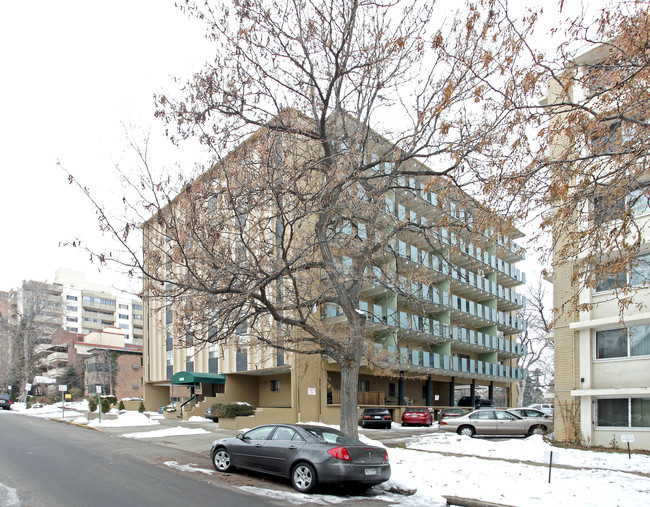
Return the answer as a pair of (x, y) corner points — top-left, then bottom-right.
(105, 395), (117, 406)
(100, 398), (111, 414)
(138, 401), (145, 413)
(118, 400), (125, 411)
(88, 398), (98, 412)
(210, 402), (254, 418)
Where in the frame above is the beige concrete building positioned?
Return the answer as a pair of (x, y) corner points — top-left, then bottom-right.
(549, 46), (650, 449)
(142, 121), (528, 429)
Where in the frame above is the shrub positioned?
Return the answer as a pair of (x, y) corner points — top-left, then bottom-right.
(69, 387), (83, 401)
(118, 400), (125, 411)
(88, 398), (98, 412)
(105, 395), (117, 406)
(100, 398), (111, 414)
(138, 401), (145, 413)
(210, 402), (254, 418)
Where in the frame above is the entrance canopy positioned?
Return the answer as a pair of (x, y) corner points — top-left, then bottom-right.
(170, 371), (226, 385)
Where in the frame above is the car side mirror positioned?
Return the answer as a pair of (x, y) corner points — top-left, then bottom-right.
(236, 433), (245, 440)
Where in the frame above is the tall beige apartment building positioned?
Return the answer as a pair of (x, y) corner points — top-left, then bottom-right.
(142, 119), (528, 427)
(549, 45), (650, 449)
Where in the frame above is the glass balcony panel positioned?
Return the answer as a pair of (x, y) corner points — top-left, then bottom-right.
(412, 349), (420, 366)
(399, 347), (409, 363)
(452, 356), (459, 370)
(422, 351), (430, 366)
(443, 355), (451, 369)
(470, 359), (476, 373)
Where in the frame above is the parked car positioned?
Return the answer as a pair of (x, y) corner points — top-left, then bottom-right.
(439, 407), (466, 420)
(457, 396), (494, 409)
(527, 403), (554, 415)
(210, 423), (391, 493)
(439, 409), (552, 437)
(204, 407), (218, 422)
(401, 407), (433, 427)
(509, 408), (553, 422)
(359, 408), (392, 429)
(0, 394), (12, 410)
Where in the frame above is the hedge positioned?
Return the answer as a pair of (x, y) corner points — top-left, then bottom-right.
(209, 402), (254, 418)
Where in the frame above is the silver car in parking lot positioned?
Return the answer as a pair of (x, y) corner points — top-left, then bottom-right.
(210, 423), (391, 493)
(439, 408), (553, 437)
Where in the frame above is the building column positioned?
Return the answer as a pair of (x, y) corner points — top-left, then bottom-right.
(425, 375), (433, 406)
(450, 376), (456, 405)
(470, 380), (476, 407)
(398, 372), (405, 405)
(489, 381), (494, 402)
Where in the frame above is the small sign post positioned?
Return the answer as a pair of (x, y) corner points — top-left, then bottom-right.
(621, 434), (635, 459)
(58, 385), (67, 418)
(96, 386), (102, 423)
(544, 450), (559, 483)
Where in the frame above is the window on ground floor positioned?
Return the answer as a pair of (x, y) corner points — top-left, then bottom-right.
(596, 397), (650, 428)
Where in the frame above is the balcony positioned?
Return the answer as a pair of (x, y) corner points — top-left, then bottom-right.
(375, 344), (526, 381)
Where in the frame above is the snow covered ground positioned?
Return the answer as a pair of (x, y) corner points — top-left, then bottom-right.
(4, 405), (649, 506)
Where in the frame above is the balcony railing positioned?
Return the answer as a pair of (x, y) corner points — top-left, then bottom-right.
(375, 344), (527, 380)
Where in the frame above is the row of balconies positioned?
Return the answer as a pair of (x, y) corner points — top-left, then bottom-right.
(326, 302), (525, 357)
(383, 194), (525, 269)
(391, 241), (526, 307)
(353, 286), (525, 336)
(368, 164), (525, 261)
(375, 343), (527, 380)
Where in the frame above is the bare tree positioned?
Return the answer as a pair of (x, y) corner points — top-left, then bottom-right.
(69, 0), (541, 436)
(4, 281), (63, 401)
(481, 0), (650, 315)
(517, 281), (554, 407)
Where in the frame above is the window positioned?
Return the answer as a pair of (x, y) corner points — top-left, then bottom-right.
(119, 324), (129, 330)
(119, 314), (129, 320)
(133, 314), (143, 320)
(133, 304), (143, 311)
(243, 426), (274, 441)
(596, 325), (650, 359)
(630, 186), (650, 215)
(595, 254), (650, 292)
(270, 380), (280, 392)
(66, 316), (78, 322)
(66, 327), (78, 332)
(66, 305), (78, 312)
(358, 380), (370, 392)
(597, 398), (650, 428)
(271, 427), (304, 441)
(66, 295), (78, 301)
(119, 304), (129, 310)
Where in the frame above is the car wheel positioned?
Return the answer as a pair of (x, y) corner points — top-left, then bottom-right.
(458, 426), (475, 437)
(292, 462), (317, 493)
(212, 447), (234, 472)
(529, 425), (546, 436)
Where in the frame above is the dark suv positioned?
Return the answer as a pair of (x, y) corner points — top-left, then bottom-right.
(457, 396), (494, 409)
(0, 393), (12, 410)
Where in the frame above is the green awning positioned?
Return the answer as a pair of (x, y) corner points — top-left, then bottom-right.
(170, 371), (226, 385)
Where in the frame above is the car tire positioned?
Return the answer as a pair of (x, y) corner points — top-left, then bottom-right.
(528, 425), (546, 436)
(458, 425), (475, 437)
(212, 447), (234, 473)
(292, 462), (317, 493)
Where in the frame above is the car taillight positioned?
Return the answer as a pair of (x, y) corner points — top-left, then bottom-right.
(327, 446), (351, 461)
(383, 415), (391, 420)
(440, 421), (447, 425)
(383, 449), (389, 462)
(363, 415), (371, 420)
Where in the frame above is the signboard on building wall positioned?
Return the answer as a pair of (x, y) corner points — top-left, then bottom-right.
(307, 387), (316, 396)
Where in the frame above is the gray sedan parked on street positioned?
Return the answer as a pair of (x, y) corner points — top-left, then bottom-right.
(439, 409), (552, 437)
(210, 423), (391, 493)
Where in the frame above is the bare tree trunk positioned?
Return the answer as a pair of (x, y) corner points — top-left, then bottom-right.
(340, 360), (360, 438)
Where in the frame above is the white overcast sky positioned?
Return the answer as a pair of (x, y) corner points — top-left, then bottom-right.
(0, 0), (606, 294)
(0, 0), (213, 292)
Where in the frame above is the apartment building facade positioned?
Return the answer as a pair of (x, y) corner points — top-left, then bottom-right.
(549, 45), (650, 449)
(142, 118), (528, 426)
(55, 268), (144, 345)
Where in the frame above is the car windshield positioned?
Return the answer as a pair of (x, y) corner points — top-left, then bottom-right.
(407, 408), (428, 413)
(363, 408), (387, 414)
(303, 426), (364, 446)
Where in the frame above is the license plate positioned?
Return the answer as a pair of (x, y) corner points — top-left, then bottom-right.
(373, 416), (380, 419)
(365, 468), (377, 475)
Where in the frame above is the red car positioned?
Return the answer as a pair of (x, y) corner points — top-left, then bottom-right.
(401, 407), (433, 427)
